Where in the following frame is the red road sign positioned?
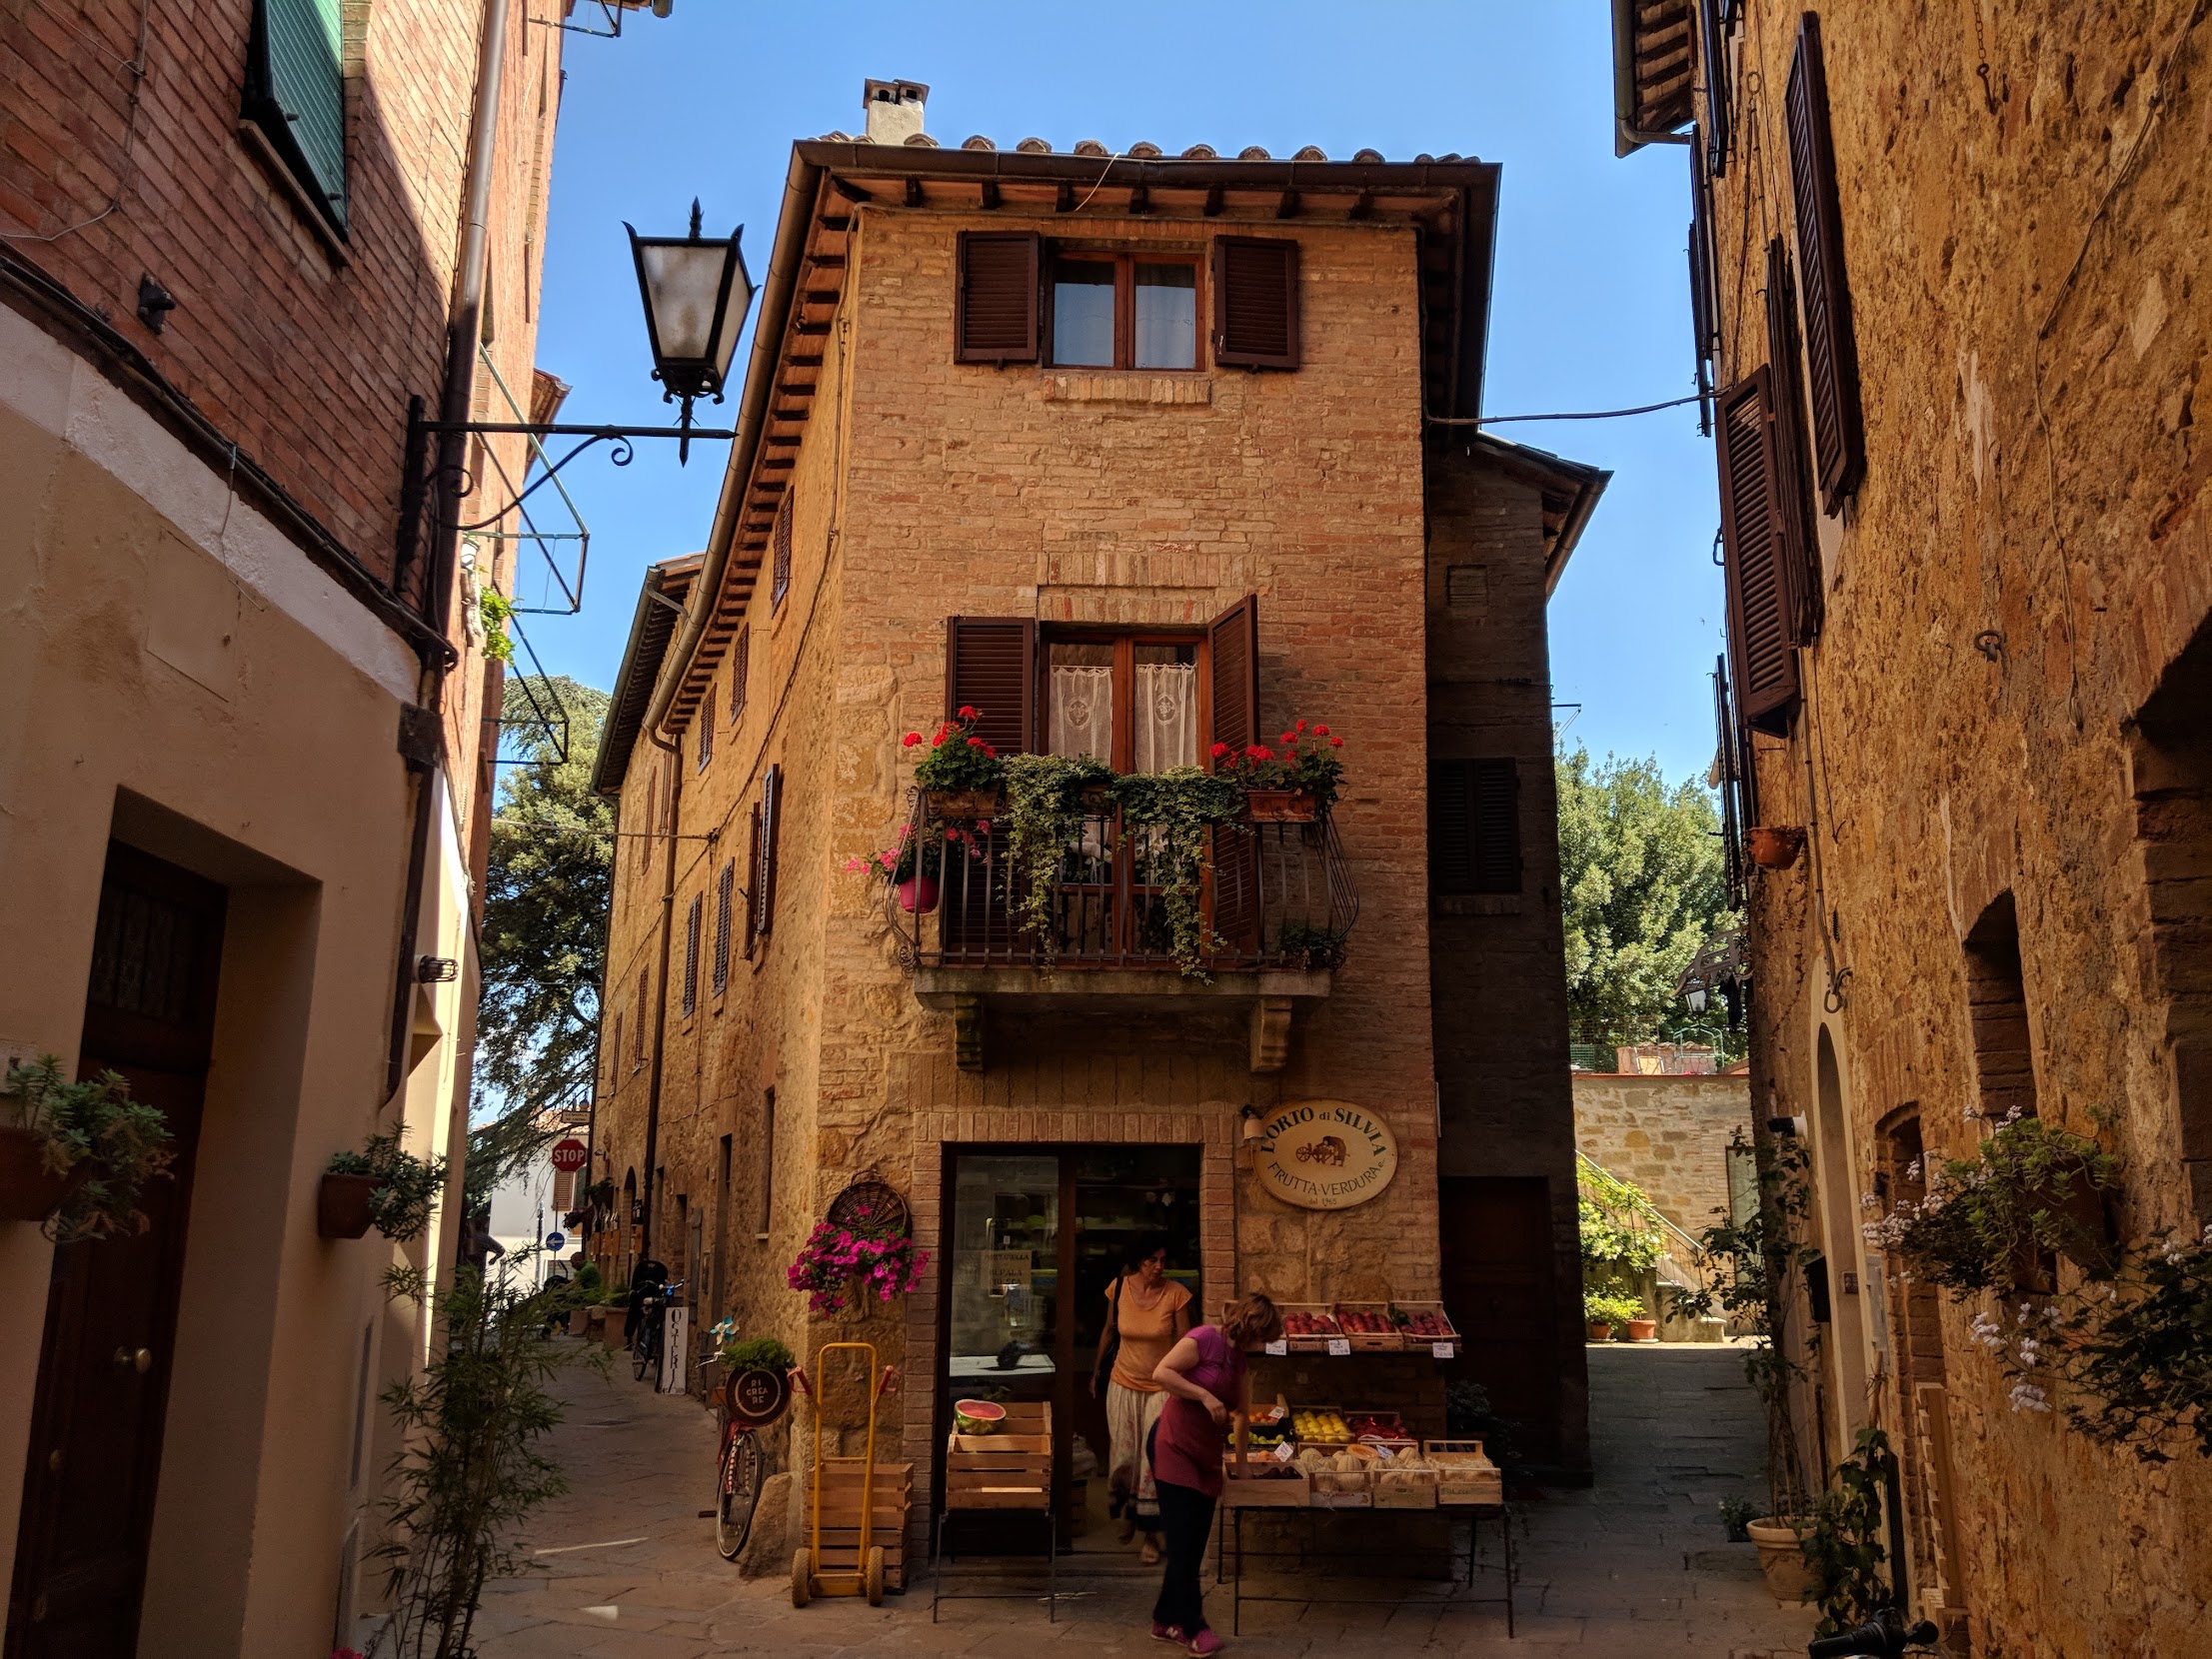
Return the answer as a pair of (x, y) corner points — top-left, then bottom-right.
(549, 1137), (589, 1173)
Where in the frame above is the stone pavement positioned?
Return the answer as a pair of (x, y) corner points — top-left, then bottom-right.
(468, 1343), (1815, 1658)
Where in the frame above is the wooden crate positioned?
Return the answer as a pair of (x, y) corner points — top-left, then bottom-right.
(1310, 1490), (1372, 1509)
(1331, 1302), (1404, 1351)
(944, 1431), (1051, 1512)
(1373, 1474), (1438, 1509)
(1249, 1301), (1343, 1352)
(1388, 1300), (1461, 1355)
(812, 1461), (912, 1589)
(1221, 1471), (1311, 1507)
(1425, 1439), (1503, 1505)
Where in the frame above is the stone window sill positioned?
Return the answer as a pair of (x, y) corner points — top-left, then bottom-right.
(1040, 372), (1212, 407)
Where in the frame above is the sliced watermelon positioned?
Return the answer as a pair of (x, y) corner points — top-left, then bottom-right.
(954, 1399), (1006, 1435)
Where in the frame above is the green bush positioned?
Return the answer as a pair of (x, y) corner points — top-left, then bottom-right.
(1582, 1288), (1644, 1327)
(722, 1335), (797, 1372)
(327, 1132), (449, 1243)
(3, 1055), (173, 1245)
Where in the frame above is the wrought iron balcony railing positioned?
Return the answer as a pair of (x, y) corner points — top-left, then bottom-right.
(886, 789), (1358, 974)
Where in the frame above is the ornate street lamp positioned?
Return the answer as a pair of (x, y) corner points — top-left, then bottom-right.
(627, 201), (753, 462)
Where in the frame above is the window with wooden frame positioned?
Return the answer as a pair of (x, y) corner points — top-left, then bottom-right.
(712, 858), (735, 996)
(1428, 759), (1521, 895)
(1715, 367), (1804, 736)
(742, 802), (763, 960)
(243, 0), (349, 238)
(697, 690), (715, 772)
(1210, 237), (1300, 369)
(681, 893), (702, 1016)
(730, 629), (750, 724)
(1784, 10), (1865, 513)
(758, 767), (783, 939)
(771, 495), (794, 613)
(1050, 250), (1200, 371)
(632, 969), (647, 1069)
(1696, 0), (1733, 178)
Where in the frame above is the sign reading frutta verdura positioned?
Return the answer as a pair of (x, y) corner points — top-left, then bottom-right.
(1252, 1101), (1398, 1210)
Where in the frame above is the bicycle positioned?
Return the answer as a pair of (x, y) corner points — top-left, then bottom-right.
(1808, 1609), (1940, 1658)
(631, 1279), (686, 1386)
(708, 1352), (793, 1561)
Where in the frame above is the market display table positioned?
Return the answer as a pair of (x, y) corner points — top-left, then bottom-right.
(1215, 1500), (1513, 1636)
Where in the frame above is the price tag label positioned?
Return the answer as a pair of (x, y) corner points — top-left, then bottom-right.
(1325, 1337), (1351, 1357)
(1432, 1341), (1455, 1359)
(1374, 1443), (1395, 1461)
(1264, 1339), (1287, 1356)
(1271, 1439), (1295, 1463)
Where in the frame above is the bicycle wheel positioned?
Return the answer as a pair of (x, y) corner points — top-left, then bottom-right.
(633, 1323), (656, 1383)
(715, 1432), (764, 1561)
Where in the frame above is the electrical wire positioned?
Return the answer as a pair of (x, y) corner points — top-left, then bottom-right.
(0, 0), (153, 244)
(1427, 392), (1706, 427)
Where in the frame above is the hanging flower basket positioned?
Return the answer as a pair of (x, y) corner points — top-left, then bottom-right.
(931, 787), (1006, 822)
(898, 875), (940, 914)
(1241, 788), (1318, 824)
(1744, 827), (1807, 869)
(317, 1172), (380, 1239)
(789, 1178), (925, 1318)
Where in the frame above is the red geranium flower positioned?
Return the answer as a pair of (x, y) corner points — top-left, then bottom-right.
(958, 705), (978, 720)
(967, 736), (985, 749)
(1296, 719), (1308, 733)
(1210, 742), (1230, 759)
(984, 745), (998, 758)
(902, 732), (922, 749)
(1329, 736), (1343, 748)
(1314, 724), (1330, 737)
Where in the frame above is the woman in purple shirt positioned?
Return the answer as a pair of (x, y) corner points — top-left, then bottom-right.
(1146, 1292), (1285, 1654)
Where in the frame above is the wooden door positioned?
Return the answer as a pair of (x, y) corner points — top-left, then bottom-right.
(1438, 1175), (1561, 1464)
(8, 846), (225, 1655)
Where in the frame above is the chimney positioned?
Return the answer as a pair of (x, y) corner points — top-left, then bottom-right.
(863, 79), (930, 145)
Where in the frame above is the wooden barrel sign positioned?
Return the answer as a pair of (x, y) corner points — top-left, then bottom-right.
(724, 1365), (791, 1427)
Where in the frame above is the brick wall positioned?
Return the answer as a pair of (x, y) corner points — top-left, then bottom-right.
(1701, 4), (2212, 1651)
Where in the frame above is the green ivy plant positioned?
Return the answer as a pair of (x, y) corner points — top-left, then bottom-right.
(327, 1132), (449, 1243)
(2061, 1227), (2212, 1459)
(480, 589), (516, 664)
(1869, 1112), (2120, 1295)
(1803, 1427), (1897, 1638)
(3, 1055), (173, 1245)
(1000, 753), (1115, 955)
(1111, 767), (1245, 977)
(1578, 1159), (1670, 1280)
(722, 1334), (797, 1373)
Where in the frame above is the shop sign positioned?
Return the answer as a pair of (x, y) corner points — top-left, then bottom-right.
(725, 1365), (791, 1426)
(1252, 1100), (1397, 1210)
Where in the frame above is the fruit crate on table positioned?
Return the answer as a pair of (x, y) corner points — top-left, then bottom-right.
(1387, 1301), (1461, 1353)
(1331, 1303), (1404, 1351)
(1423, 1439), (1503, 1505)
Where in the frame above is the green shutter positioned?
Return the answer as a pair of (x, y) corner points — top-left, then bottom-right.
(248, 0), (347, 231)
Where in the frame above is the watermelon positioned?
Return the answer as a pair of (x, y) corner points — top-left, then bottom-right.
(954, 1399), (1006, 1435)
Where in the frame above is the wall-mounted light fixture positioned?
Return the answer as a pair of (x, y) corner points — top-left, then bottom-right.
(627, 201), (753, 463)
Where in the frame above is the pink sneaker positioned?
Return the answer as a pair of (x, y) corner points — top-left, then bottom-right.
(1150, 1623), (1185, 1644)
(1184, 1631), (1224, 1656)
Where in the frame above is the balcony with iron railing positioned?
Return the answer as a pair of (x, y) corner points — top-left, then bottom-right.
(887, 788), (1357, 1072)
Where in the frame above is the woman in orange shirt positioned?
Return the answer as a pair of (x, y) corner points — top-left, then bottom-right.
(1090, 1235), (1191, 1563)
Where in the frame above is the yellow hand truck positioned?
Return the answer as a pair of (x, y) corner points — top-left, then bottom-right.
(789, 1341), (905, 1607)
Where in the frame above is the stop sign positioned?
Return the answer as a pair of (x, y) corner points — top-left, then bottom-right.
(549, 1137), (589, 1173)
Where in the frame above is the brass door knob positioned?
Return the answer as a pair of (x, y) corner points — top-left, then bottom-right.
(113, 1346), (152, 1374)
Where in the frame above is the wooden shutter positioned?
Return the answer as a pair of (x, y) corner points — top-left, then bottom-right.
(697, 690), (715, 770)
(1211, 238), (1300, 370)
(1206, 595), (1261, 756)
(246, 0), (348, 232)
(1697, 0), (1731, 177)
(945, 618), (1037, 754)
(1712, 658), (1748, 903)
(757, 766), (782, 938)
(731, 629), (749, 722)
(1688, 146), (1719, 432)
(1784, 12), (1865, 513)
(956, 231), (1041, 363)
(1715, 369), (1802, 735)
(1206, 596), (1263, 952)
(1429, 760), (1521, 895)
(682, 893), (702, 1015)
(634, 969), (647, 1062)
(1762, 238), (1822, 642)
(771, 495), (794, 612)
(712, 858), (734, 995)
(742, 803), (762, 959)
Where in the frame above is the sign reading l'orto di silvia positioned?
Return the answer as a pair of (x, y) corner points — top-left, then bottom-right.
(1252, 1101), (1398, 1210)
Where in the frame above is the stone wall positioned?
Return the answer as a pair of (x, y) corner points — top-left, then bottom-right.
(1694, 4), (2212, 1652)
(1571, 1071), (1750, 1240)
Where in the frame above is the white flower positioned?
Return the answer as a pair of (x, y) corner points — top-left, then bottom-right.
(2002, 1102), (2025, 1125)
(1860, 1191), (1881, 1210)
(1963, 1105), (1980, 1121)
(1969, 1311), (2006, 1353)
(2017, 1337), (2041, 1365)
(1905, 1157), (1923, 1182)
(2008, 1380), (2051, 1414)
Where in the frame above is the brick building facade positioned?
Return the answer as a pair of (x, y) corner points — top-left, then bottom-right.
(590, 87), (1609, 1558)
(1615, 2), (2211, 1650)
(0, 2), (572, 1650)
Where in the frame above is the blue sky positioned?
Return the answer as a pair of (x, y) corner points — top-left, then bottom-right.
(524, 1), (1724, 784)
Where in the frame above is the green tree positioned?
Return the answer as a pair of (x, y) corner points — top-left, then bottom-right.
(1555, 743), (1730, 1045)
(470, 676), (612, 1200)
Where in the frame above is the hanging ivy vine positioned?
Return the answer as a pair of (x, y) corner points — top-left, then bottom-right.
(1111, 767), (1245, 977)
(1000, 754), (1115, 956)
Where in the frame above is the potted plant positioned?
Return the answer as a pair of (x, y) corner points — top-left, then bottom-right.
(322, 1133), (449, 1242)
(845, 820), (962, 913)
(1584, 1288), (1642, 1341)
(787, 1218), (928, 1318)
(1, 1055), (173, 1243)
(1744, 826), (1807, 869)
(1625, 1310), (1659, 1342)
(1717, 1496), (1760, 1543)
(908, 707), (1006, 819)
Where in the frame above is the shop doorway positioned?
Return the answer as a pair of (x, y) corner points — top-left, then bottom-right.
(1438, 1175), (1562, 1466)
(8, 845), (227, 1655)
(938, 1146), (1201, 1553)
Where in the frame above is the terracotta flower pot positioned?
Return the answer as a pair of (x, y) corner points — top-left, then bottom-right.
(897, 875), (940, 914)
(1744, 826), (1807, 869)
(318, 1171), (380, 1240)
(1586, 1321), (1613, 1341)
(1745, 1516), (1817, 1603)
(1242, 788), (1318, 824)
(0, 1126), (87, 1223)
(1626, 1317), (1659, 1342)
(931, 787), (1005, 822)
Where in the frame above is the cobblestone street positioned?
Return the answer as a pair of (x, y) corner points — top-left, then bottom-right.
(468, 1344), (1812, 1658)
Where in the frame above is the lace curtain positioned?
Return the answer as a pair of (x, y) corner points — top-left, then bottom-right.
(1048, 664), (1197, 772)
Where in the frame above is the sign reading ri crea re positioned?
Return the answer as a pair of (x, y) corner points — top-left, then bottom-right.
(549, 1137), (589, 1173)
(1251, 1100), (1397, 1210)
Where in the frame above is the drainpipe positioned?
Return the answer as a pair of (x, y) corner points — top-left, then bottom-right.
(385, 0), (511, 1100)
(639, 731), (682, 1259)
